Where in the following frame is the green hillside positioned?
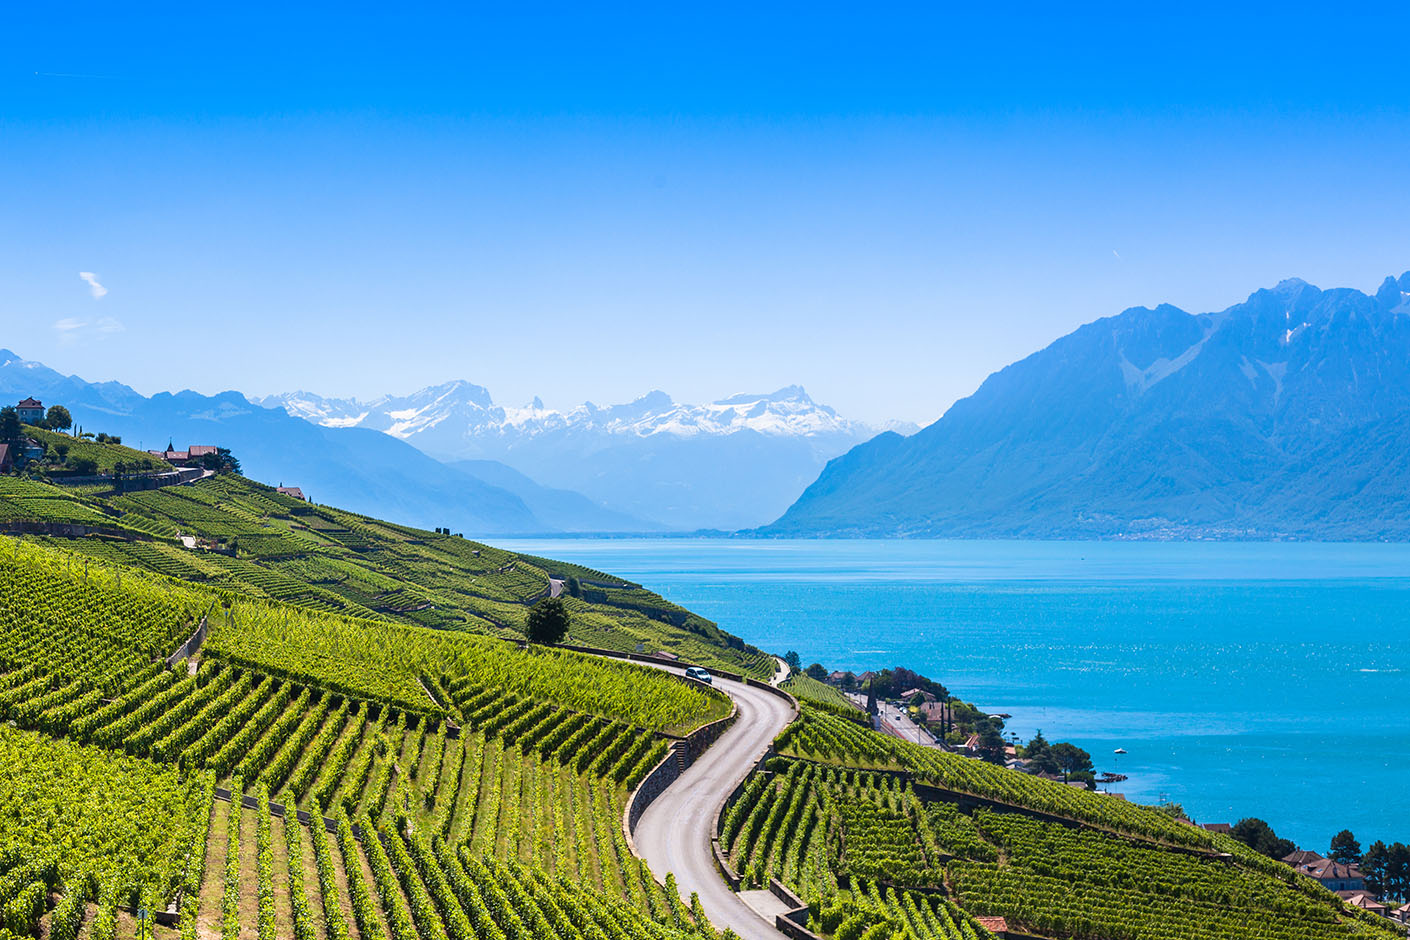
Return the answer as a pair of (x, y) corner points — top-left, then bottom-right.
(0, 465), (771, 678)
(0, 504), (734, 938)
(0, 449), (1396, 940)
(717, 702), (1401, 940)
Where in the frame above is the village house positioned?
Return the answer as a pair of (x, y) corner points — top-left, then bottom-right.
(901, 687), (936, 703)
(149, 443), (219, 466)
(1281, 852), (1366, 893)
(920, 700), (951, 724)
(15, 397), (44, 424)
(1393, 902), (1410, 924)
(1340, 894), (1388, 918)
(974, 916), (1008, 937)
(0, 443), (11, 473)
(276, 485), (307, 501)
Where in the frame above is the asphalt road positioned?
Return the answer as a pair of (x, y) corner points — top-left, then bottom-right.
(633, 672), (796, 940)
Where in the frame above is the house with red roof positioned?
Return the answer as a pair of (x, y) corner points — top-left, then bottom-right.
(1281, 851), (1366, 892)
(15, 398), (44, 424)
(1340, 893), (1388, 917)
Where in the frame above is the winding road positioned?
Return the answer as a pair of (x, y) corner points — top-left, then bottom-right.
(633, 666), (797, 940)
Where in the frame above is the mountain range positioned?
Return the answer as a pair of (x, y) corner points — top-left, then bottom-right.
(0, 350), (582, 535)
(261, 385), (907, 530)
(763, 272), (1410, 539)
(0, 349), (900, 533)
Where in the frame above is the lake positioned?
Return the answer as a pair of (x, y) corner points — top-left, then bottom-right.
(495, 538), (1410, 851)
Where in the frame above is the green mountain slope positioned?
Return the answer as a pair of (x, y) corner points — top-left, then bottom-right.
(0, 476), (740, 938)
(0, 462), (771, 678)
(3, 444), (1391, 940)
(724, 702), (1401, 940)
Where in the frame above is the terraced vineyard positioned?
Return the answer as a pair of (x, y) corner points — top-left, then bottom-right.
(5, 450), (1398, 940)
(3, 469), (770, 678)
(0, 523), (730, 940)
(722, 703), (1402, 940)
(780, 674), (867, 724)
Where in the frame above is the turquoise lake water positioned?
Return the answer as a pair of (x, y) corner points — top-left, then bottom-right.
(495, 538), (1410, 851)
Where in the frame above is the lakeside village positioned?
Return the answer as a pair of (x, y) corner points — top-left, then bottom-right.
(797, 656), (1410, 922)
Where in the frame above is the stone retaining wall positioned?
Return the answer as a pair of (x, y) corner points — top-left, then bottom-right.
(214, 786), (367, 841)
(166, 616), (208, 666)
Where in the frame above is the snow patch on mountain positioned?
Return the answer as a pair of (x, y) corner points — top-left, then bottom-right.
(261, 383), (905, 443)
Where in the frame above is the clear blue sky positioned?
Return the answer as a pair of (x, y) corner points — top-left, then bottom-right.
(3, 2), (1409, 425)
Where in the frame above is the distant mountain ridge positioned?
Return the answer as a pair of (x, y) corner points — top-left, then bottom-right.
(263, 384), (912, 530)
(763, 272), (1410, 539)
(0, 350), (623, 535)
(263, 383), (895, 442)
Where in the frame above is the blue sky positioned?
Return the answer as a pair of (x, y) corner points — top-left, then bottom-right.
(3, 3), (1409, 424)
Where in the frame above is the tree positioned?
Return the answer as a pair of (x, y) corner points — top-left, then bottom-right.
(975, 718), (1008, 765)
(1387, 842), (1410, 902)
(1363, 841), (1390, 897)
(54, 442), (70, 460)
(69, 456), (98, 475)
(1329, 829), (1362, 864)
(43, 405), (72, 432)
(526, 597), (570, 645)
(805, 663), (828, 681)
(1050, 741), (1094, 781)
(783, 651), (802, 673)
(0, 407), (19, 443)
(1230, 818), (1297, 860)
(199, 447), (241, 474)
(566, 576), (582, 598)
(1024, 731), (1060, 775)
(865, 683), (877, 716)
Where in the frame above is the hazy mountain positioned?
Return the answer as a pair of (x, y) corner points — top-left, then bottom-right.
(762, 272), (1410, 539)
(263, 384), (910, 530)
(449, 459), (663, 533)
(0, 350), (551, 535)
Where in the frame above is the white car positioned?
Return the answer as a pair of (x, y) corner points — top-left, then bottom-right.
(684, 666), (712, 685)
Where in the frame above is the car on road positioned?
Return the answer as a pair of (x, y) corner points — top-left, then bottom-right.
(684, 666), (712, 684)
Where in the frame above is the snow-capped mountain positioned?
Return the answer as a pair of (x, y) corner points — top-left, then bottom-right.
(263, 383), (885, 443)
(260, 384), (909, 530)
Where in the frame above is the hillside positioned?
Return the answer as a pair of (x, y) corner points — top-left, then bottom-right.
(0, 468), (769, 677)
(0, 442), (1398, 940)
(764, 272), (1410, 539)
(0, 531), (732, 940)
(721, 701), (1401, 940)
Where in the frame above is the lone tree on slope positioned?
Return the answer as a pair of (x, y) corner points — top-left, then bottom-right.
(43, 405), (72, 432)
(526, 597), (571, 645)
